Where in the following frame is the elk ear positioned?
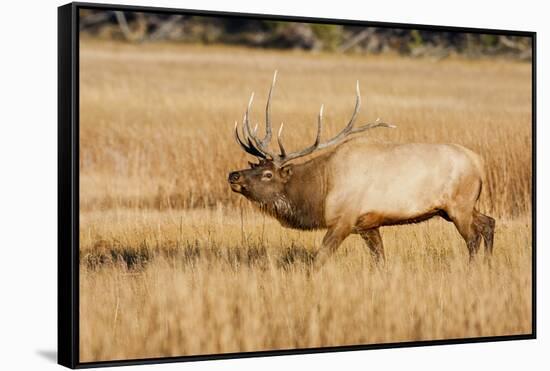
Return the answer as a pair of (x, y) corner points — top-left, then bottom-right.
(279, 165), (293, 181)
(248, 161), (257, 169)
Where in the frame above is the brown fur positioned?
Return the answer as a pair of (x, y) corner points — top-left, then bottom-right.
(275, 155), (330, 230)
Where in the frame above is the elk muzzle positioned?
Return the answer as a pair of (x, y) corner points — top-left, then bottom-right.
(228, 171), (244, 193)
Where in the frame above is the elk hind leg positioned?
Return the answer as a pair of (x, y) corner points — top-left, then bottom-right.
(359, 228), (385, 263)
(448, 208), (482, 261)
(474, 210), (496, 256)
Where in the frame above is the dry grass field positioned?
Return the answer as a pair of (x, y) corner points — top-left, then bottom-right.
(78, 39), (532, 362)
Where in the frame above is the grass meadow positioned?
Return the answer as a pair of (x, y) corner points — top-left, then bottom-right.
(78, 39), (532, 362)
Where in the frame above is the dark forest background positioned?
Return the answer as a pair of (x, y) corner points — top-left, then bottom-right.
(80, 10), (532, 60)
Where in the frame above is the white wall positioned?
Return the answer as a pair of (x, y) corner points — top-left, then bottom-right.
(0, 0), (545, 369)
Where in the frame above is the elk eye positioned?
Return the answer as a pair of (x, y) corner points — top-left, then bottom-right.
(263, 171), (273, 180)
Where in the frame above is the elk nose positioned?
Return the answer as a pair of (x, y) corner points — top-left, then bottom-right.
(228, 172), (241, 183)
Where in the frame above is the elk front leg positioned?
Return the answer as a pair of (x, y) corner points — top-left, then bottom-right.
(359, 228), (385, 263)
(313, 223), (352, 271)
(447, 207), (482, 262)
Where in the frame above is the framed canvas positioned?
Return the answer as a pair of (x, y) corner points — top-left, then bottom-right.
(58, 2), (536, 368)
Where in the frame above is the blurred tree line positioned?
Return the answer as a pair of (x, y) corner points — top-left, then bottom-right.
(80, 10), (532, 60)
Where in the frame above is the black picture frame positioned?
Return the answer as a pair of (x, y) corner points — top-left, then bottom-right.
(58, 2), (537, 369)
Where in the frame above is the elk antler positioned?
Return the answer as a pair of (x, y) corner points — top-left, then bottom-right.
(234, 72), (396, 165)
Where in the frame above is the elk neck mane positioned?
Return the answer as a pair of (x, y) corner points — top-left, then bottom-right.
(255, 153), (331, 231)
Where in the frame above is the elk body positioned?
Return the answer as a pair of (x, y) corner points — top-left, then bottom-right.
(228, 72), (495, 269)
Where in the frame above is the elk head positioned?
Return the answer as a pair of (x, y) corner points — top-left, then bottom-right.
(228, 71), (394, 203)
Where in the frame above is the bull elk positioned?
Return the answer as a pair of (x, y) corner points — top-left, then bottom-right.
(228, 72), (495, 270)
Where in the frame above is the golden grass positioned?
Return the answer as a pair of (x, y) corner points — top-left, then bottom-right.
(78, 39), (533, 362)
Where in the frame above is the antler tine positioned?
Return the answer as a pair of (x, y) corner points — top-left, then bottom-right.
(348, 120), (397, 134)
(234, 121), (266, 159)
(302, 81), (359, 153)
(309, 81), (359, 149)
(340, 80), (361, 136)
(233, 121), (244, 148)
(243, 92), (255, 141)
(315, 104), (324, 146)
(240, 87), (279, 160)
(244, 87), (280, 160)
(277, 122), (286, 157)
(262, 70), (278, 146)
(242, 112), (255, 148)
(375, 117), (397, 129)
(242, 93), (273, 157)
(273, 104), (325, 164)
